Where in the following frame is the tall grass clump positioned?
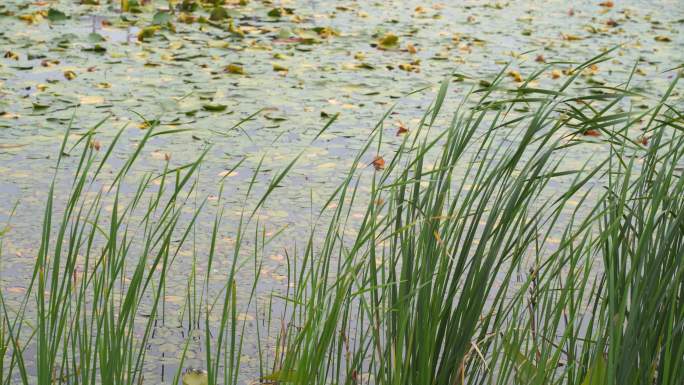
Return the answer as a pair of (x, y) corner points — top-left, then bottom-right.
(1, 52), (682, 385)
(269, 54), (684, 385)
(0, 117), (274, 385)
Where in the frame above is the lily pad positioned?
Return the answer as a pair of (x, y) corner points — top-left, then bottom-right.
(225, 64), (245, 75)
(152, 11), (172, 25)
(202, 104), (228, 112)
(182, 369), (208, 385)
(88, 32), (106, 43)
(378, 33), (399, 49)
(47, 8), (68, 22)
(209, 7), (229, 21)
(32, 102), (50, 110)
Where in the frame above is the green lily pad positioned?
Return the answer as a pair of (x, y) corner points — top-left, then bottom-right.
(47, 8), (68, 22)
(267, 7), (293, 18)
(88, 32), (106, 43)
(209, 7), (229, 21)
(32, 102), (50, 110)
(202, 104), (228, 112)
(152, 11), (172, 25)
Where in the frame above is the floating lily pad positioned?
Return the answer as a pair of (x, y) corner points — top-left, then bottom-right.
(378, 33), (399, 49)
(47, 8), (68, 22)
(152, 11), (172, 25)
(202, 104), (228, 112)
(32, 102), (50, 110)
(225, 64), (245, 75)
(209, 7), (228, 21)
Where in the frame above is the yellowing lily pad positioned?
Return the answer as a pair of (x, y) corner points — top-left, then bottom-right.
(182, 370), (208, 385)
(225, 63), (245, 74)
(80, 95), (105, 105)
(378, 33), (399, 49)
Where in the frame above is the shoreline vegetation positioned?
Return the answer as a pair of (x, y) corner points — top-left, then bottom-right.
(1, 52), (684, 385)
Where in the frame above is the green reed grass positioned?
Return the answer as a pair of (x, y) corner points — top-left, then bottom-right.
(0, 51), (682, 385)
(268, 52), (683, 385)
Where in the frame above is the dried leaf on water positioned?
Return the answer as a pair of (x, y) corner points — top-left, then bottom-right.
(63, 70), (77, 80)
(4, 51), (19, 60)
(508, 70), (524, 82)
(396, 121), (409, 135)
(371, 156), (385, 170)
(561, 33), (583, 41)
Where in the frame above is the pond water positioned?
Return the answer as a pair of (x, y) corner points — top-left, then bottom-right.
(0, 0), (682, 383)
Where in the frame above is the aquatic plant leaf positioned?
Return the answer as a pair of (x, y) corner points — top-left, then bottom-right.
(87, 32), (105, 43)
(378, 33), (399, 49)
(209, 7), (228, 21)
(182, 369), (208, 385)
(202, 104), (228, 112)
(268, 7), (293, 18)
(47, 8), (68, 22)
(225, 63), (244, 74)
(138, 25), (161, 42)
(153, 11), (172, 25)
